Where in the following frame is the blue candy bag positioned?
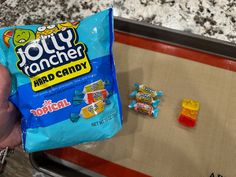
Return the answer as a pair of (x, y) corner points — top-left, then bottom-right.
(0, 9), (122, 152)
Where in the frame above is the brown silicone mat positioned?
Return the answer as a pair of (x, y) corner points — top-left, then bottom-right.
(72, 42), (236, 177)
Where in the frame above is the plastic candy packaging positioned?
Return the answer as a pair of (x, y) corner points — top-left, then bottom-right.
(129, 83), (163, 118)
(128, 100), (159, 118)
(134, 83), (163, 98)
(70, 113), (80, 123)
(129, 91), (160, 107)
(0, 9), (122, 152)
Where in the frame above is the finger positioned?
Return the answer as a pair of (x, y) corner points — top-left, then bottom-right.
(0, 65), (21, 148)
(0, 121), (21, 149)
(0, 105), (21, 149)
(0, 65), (11, 108)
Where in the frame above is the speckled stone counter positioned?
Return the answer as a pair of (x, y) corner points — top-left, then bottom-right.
(0, 0), (236, 43)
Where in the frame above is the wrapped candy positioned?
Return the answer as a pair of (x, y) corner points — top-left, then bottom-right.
(128, 100), (159, 118)
(129, 91), (160, 107)
(134, 83), (163, 98)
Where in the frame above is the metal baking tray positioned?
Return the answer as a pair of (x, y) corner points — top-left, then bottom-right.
(29, 17), (236, 177)
(114, 17), (236, 61)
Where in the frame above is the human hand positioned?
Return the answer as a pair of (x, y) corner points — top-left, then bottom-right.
(0, 65), (21, 149)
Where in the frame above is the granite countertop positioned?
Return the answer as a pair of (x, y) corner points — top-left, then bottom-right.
(0, 0), (235, 43)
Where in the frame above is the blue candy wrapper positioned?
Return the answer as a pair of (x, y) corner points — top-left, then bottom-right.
(0, 9), (122, 152)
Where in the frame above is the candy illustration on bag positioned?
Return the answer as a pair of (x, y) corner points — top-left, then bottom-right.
(84, 89), (109, 104)
(80, 100), (105, 119)
(83, 80), (105, 93)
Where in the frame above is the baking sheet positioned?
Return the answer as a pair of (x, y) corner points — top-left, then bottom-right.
(115, 17), (236, 61)
(72, 42), (236, 177)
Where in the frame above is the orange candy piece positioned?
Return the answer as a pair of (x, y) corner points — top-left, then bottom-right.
(178, 99), (200, 127)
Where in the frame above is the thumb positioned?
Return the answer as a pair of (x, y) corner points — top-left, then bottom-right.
(0, 65), (21, 148)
